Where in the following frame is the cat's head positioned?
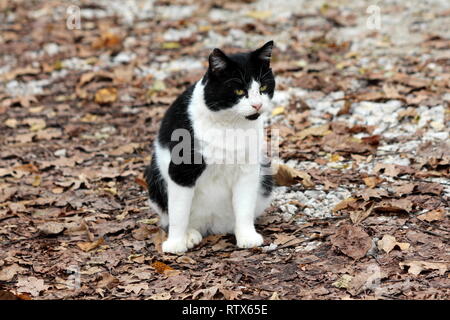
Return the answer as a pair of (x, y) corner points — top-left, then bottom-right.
(202, 41), (275, 121)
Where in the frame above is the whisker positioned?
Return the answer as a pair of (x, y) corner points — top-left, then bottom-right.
(260, 69), (272, 81)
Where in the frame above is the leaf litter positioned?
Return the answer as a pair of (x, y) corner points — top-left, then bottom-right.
(0, 0), (449, 300)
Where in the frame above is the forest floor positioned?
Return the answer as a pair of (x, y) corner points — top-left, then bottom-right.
(0, 0), (449, 300)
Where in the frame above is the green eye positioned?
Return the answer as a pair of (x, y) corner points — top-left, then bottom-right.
(235, 89), (245, 96)
(260, 85), (268, 92)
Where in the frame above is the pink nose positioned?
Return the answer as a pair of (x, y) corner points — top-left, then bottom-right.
(251, 103), (262, 111)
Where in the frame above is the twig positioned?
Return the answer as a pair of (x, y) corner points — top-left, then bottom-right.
(406, 223), (450, 243)
(0, 214), (18, 223)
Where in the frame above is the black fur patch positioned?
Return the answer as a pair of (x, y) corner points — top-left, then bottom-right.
(144, 153), (168, 213)
(158, 84), (206, 188)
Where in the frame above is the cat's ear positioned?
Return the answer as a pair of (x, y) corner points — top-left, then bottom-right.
(253, 40), (274, 62)
(208, 48), (229, 74)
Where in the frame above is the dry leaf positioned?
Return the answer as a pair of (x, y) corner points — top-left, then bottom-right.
(377, 235), (410, 254)
(92, 32), (122, 50)
(77, 237), (105, 252)
(332, 274), (353, 289)
(95, 87), (117, 105)
(96, 272), (119, 289)
(333, 197), (357, 213)
(4, 118), (18, 128)
(246, 10), (272, 19)
(273, 164), (314, 188)
(330, 224), (372, 260)
(132, 225), (158, 241)
(152, 261), (174, 274)
(37, 222), (65, 235)
(363, 176), (383, 188)
(271, 106), (285, 116)
(417, 209), (445, 222)
(399, 261), (447, 276)
(23, 118), (46, 131)
(0, 264), (26, 281)
(16, 276), (49, 297)
(119, 283), (148, 295)
(273, 234), (303, 247)
(269, 291), (281, 300)
(297, 124), (331, 140)
(350, 203), (374, 224)
(150, 228), (167, 254)
(347, 269), (385, 296)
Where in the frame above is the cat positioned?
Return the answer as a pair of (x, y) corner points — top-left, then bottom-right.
(144, 41), (275, 254)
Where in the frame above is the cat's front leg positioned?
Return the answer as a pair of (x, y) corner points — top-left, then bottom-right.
(232, 167), (264, 248)
(162, 179), (194, 254)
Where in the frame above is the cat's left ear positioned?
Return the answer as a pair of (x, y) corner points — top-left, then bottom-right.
(253, 40), (274, 62)
(208, 48), (229, 74)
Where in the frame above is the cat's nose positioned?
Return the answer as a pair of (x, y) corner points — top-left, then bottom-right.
(251, 103), (262, 111)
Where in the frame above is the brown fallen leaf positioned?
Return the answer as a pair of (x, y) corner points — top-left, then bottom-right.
(269, 291), (281, 300)
(96, 272), (119, 289)
(356, 188), (389, 201)
(0, 290), (19, 300)
(273, 163), (314, 188)
(297, 124), (331, 140)
(92, 32), (122, 51)
(119, 283), (149, 295)
(377, 235), (410, 254)
(399, 261), (447, 276)
(176, 256), (196, 264)
(0, 263), (27, 281)
(350, 203), (374, 224)
(192, 286), (219, 300)
(373, 163), (415, 177)
(332, 274), (353, 289)
(149, 228), (167, 254)
(23, 118), (46, 131)
(393, 183), (416, 196)
(374, 198), (413, 213)
(330, 224), (372, 260)
(363, 176), (383, 188)
(333, 197), (357, 213)
(417, 209), (446, 222)
(132, 225), (158, 241)
(148, 292), (171, 300)
(37, 222), (65, 235)
(135, 176), (148, 189)
(219, 288), (242, 300)
(110, 143), (140, 156)
(151, 261), (174, 274)
(273, 234), (303, 247)
(77, 237), (105, 252)
(16, 276), (49, 297)
(347, 268), (386, 296)
(95, 87), (117, 105)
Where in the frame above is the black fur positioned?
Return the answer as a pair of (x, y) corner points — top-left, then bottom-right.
(144, 153), (168, 212)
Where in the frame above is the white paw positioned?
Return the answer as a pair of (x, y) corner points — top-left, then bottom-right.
(186, 229), (202, 249)
(162, 238), (188, 254)
(236, 231), (264, 249)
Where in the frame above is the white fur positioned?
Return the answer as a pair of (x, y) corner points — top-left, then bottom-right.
(155, 79), (273, 254)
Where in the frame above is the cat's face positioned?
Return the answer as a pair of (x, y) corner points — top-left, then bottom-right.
(203, 41), (275, 121)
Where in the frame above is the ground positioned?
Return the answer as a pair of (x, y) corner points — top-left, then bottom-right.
(0, 0), (449, 300)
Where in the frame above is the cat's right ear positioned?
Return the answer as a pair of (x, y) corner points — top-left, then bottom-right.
(208, 48), (229, 74)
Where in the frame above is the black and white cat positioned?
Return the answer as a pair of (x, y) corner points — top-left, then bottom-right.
(145, 41), (275, 254)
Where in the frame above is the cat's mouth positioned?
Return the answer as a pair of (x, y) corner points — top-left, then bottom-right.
(245, 113), (260, 121)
